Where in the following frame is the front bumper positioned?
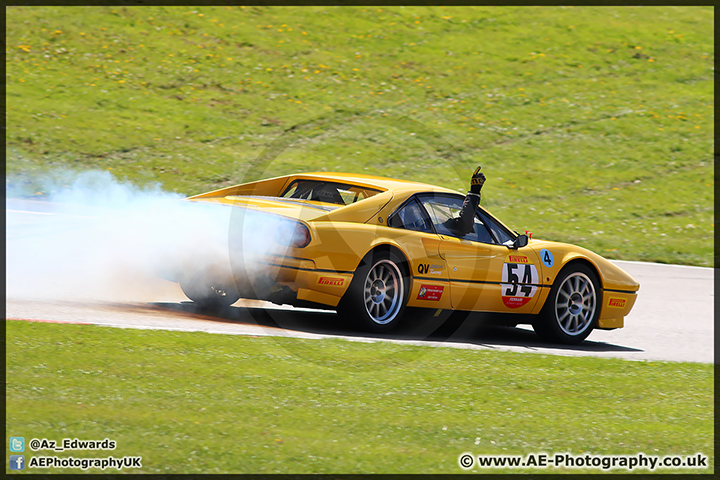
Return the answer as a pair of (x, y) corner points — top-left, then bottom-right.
(597, 290), (638, 329)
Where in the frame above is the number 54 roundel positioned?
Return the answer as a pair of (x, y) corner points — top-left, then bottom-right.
(501, 254), (538, 308)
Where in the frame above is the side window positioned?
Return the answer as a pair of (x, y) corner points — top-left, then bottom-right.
(478, 209), (515, 246)
(388, 198), (433, 233)
(421, 199), (461, 237)
(469, 215), (495, 244)
(418, 194), (496, 244)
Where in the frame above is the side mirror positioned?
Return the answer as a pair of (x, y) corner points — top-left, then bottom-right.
(510, 234), (528, 250)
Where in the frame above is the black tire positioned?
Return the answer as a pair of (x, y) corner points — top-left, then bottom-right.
(179, 274), (240, 310)
(533, 264), (601, 344)
(337, 250), (409, 332)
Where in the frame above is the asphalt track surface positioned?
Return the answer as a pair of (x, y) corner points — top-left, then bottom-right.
(6, 200), (715, 364)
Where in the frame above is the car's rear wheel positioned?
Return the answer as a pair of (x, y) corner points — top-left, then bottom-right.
(533, 264), (600, 344)
(180, 274), (240, 309)
(337, 250), (409, 332)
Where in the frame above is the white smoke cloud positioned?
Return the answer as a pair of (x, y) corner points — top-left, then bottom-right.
(6, 170), (294, 303)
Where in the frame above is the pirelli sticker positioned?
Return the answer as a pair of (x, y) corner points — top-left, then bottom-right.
(507, 254), (530, 264)
(608, 298), (626, 308)
(318, 277), (344, 287)
(501, 254), (538, 309)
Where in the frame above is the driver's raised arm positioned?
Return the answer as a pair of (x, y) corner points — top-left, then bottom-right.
(444, 166), (485, 235)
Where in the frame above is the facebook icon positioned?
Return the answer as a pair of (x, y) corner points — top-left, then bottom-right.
(10, 455), (25, 470)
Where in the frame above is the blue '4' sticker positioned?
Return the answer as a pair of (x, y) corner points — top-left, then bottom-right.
(540, 249), (554, 268)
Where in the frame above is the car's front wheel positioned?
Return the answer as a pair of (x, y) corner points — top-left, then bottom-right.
(337, 250), (409, 332)
(533, 264), (600, 344)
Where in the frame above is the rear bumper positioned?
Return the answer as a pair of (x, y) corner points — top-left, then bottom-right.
(260, 256), (353, 307)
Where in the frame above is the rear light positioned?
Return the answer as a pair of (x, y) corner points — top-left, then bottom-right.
(292, 224), (311, 248)
(280, 222), (311, 248)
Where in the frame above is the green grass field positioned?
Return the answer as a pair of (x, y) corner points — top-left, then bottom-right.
(5, 321), (714, 474)
(5, 6), (714, 266)
(5, 7), (715, 476)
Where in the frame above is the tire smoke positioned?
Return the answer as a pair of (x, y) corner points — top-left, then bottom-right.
(6, 170), (292, 303)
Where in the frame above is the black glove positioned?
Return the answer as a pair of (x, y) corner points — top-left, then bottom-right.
(470, 166), (486, 194)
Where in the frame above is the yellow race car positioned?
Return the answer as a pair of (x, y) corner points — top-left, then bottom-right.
(178, 172), (639, 344)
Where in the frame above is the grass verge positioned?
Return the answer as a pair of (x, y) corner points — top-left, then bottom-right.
(6, 320), (714, 474)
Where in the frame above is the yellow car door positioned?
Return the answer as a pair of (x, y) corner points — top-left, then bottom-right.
(385, 197), (452, 310)
(417, 194), (543, 313)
